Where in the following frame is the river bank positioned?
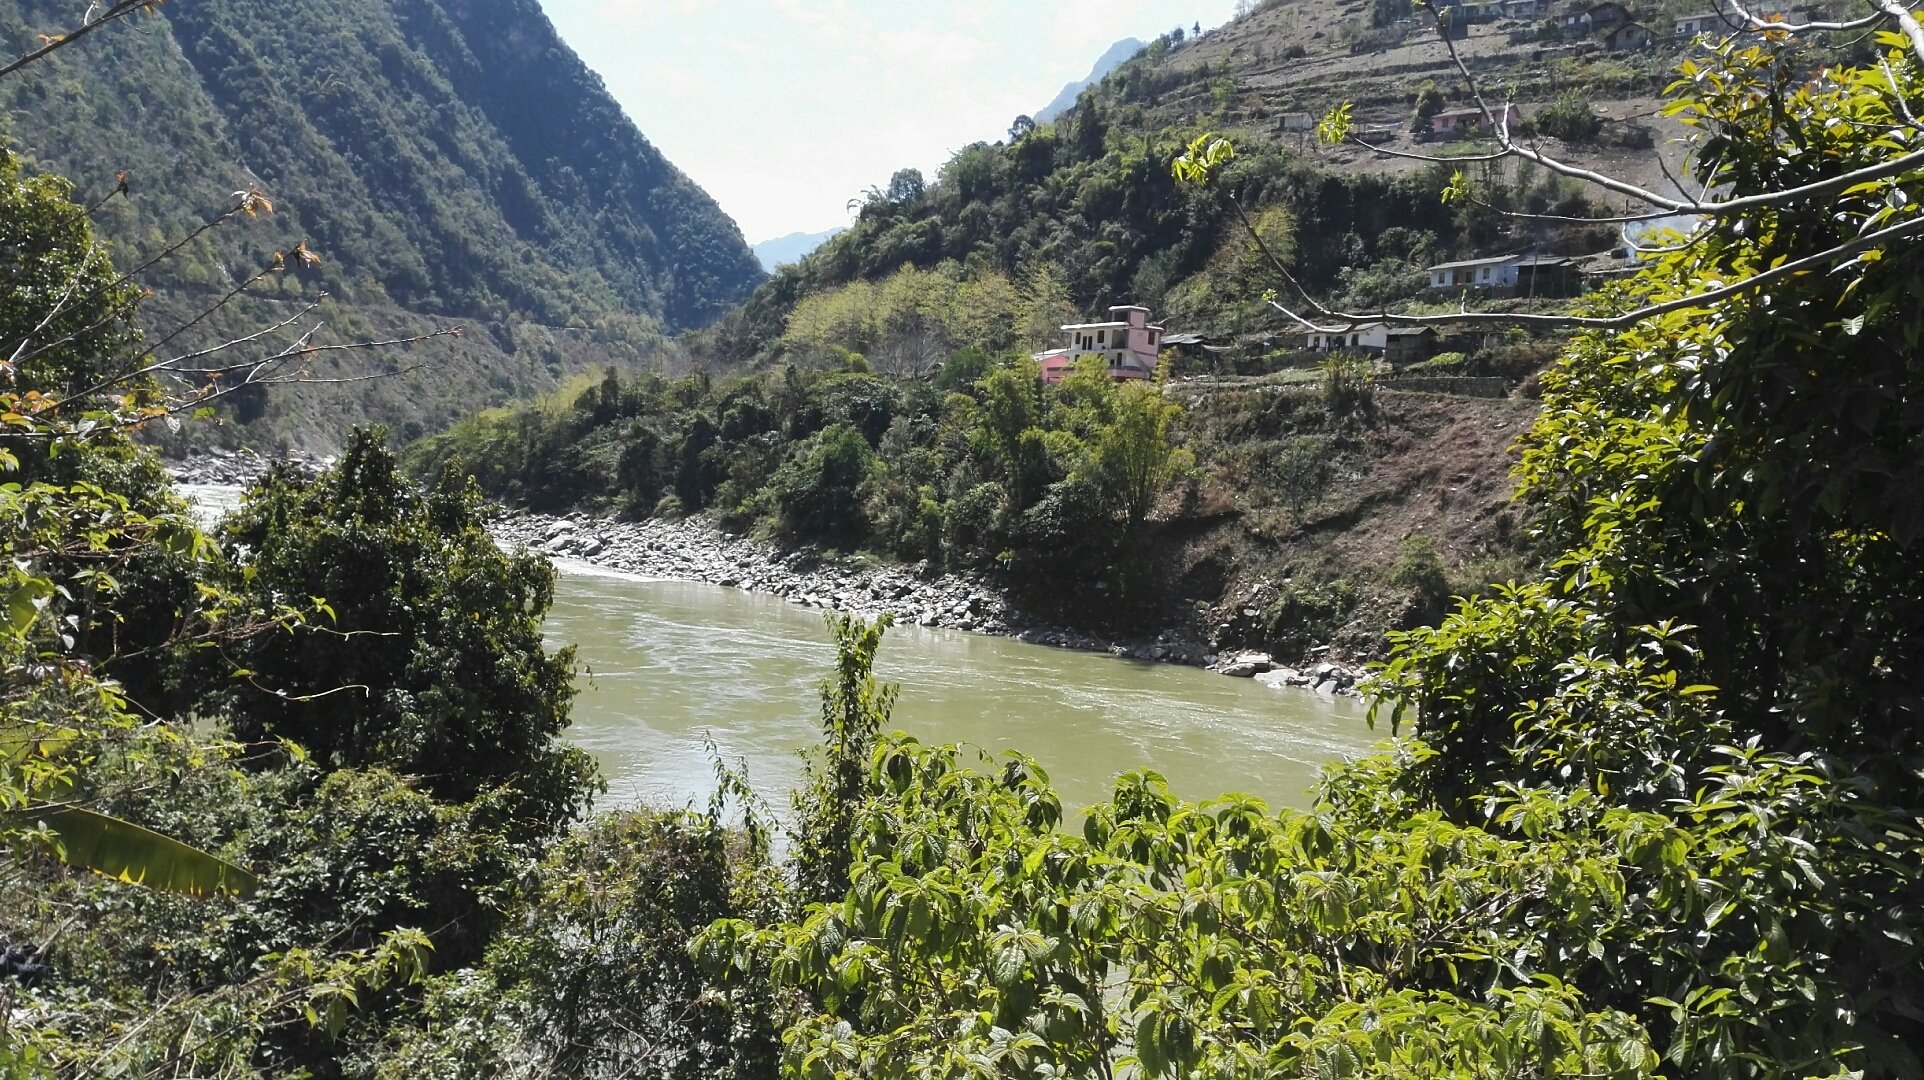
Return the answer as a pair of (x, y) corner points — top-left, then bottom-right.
(490, 508), (1368, 695)
(171, 460), (1369, 693)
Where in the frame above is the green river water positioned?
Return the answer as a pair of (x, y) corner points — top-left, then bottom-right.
(550, 559), (1380, 815)
(183, 486), (1381, 815)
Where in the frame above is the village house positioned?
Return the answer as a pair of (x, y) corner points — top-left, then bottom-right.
(1561, 0), (1629, 30)
(1513, 254), (1584, 296)
(1502, 0), (1553, 17)
(1674, 11), (1724, 35)
(1034, 305), (1164, 383)
(1427, 253), (1525, 290)
(1604, 21), (1653, 49)
(1302, 324), (1438, 363)
(1426, 103), (1523, 139)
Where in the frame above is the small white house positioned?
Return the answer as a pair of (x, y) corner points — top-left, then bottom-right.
(1305, 324), (1390, 353)
(1427, 253), (1524, 289)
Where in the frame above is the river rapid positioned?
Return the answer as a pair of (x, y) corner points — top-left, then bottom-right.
(182, 484), (1382, 815)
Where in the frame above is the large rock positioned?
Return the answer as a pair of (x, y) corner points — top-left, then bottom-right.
(1217, 651), (1275, 678)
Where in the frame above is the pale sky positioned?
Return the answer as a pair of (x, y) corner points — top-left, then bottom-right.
(537, 0), (1239, 243)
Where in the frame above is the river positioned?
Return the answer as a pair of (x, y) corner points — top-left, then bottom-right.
(183, 484), (1381, 815)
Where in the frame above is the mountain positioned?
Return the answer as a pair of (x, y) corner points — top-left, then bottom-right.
(753, 228), (845, 272)
(1033, 38), (1144, 123)
(0, 0), (765, 449)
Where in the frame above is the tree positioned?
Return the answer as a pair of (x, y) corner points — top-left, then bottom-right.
(1086, 381), (1190, 531)
(765, 423), (881, 548)
(787, 613), (897, 906)
(208, 429), (595, 843)
(1410, 79), (1446, 135)
(886, 166), (927, 205)
(1008, 114), (1036, 141)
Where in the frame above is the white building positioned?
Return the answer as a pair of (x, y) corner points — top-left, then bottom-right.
(1427, 253), (1524, 289)
(1035, 305), (1165, 383)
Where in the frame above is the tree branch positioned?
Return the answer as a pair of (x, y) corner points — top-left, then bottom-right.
(1266, 210), (1924, 332)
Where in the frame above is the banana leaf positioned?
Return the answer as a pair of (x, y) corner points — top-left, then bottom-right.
(24, 804), (259, 897)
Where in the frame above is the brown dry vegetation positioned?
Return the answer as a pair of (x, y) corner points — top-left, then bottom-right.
(1151, 382), (1542, 661)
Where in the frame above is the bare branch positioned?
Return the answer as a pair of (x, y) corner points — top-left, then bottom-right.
(1414, 4), (1924, 218)
(1721, 0), (1884, 34)
(1267, 210), (1924, 332)
(10, 196), (258, 373)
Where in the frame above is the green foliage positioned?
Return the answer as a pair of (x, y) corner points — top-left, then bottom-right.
(709, 77), (1585, 359)
(1320, 352), (1376, 415)
(1084, 381), (1192, 530)
(1387, 534), (1448, 600)
(209, 429), (596, 842)
(0, 150), (143, 398)
(413, 353), (1194, 619)
(688, 30), (1924, 1080)
(766, 423), (881, 548)
(790, 613), (898, 906)
(385, 809), (782, 1078)
(1534, 90), (1605, 142)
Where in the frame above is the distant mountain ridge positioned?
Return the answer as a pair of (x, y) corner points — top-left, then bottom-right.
(754, 229), (845, 271)
(1034, 38), (1145, 122)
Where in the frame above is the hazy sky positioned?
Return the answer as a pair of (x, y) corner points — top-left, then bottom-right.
(537, 0), (1239, 243)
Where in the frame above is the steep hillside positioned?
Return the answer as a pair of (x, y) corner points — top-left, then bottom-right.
(0, 0), (762, 449)
(707, 0), (1862, 368)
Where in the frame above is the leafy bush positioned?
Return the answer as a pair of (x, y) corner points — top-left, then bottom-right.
(1533, 91), (1605, 142)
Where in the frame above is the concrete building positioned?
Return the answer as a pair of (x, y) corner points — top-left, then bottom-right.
(1426, 103), (1524, 139)
(1301, 324), (1437, 363)
(1427, 253), (1525, 290)
(1034, 305), (1164, 383)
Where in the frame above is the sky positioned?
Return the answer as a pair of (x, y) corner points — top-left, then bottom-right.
(536, 0), (1240, 244)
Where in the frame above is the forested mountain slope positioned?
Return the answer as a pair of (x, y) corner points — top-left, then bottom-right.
(0, 0), (762, 448)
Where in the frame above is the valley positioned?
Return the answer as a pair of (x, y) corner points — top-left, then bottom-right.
(3, 0), (1920, 1076)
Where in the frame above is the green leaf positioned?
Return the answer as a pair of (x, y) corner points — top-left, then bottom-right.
(24, 805), (259, 897)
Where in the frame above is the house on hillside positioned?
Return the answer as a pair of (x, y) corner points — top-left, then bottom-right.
(1561, 0), (1629, 30)
(1034, 305), (1165, 383)
(1301, 324), (1438, 363)
(1513, 254), (1583, 296)
(1503, 0), (1553, 16)
(1604, 21), (1653, 49)
(1427, 253), (1525, 290)
(1427, 104), (1523, 139)
(1674, 11), (1725, 35)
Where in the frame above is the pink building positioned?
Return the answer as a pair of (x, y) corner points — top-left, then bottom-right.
(1034, 305), (1165, 383)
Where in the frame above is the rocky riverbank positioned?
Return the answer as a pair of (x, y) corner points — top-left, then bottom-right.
(168, 447), (331, 486)
(165, 456), (1370, 692)
(491, 509), (1370, 693)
